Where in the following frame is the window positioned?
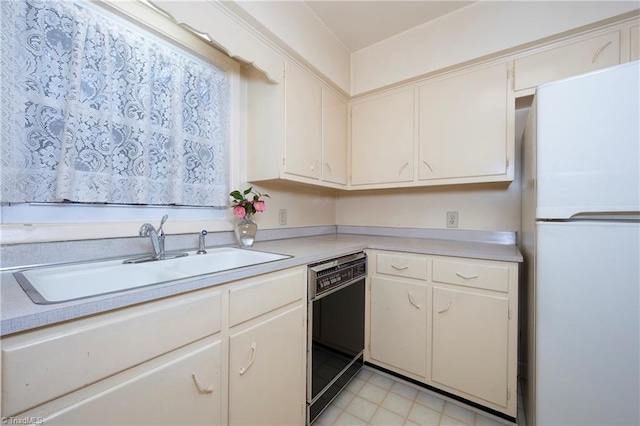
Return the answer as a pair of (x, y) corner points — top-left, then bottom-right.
(1, 0), (233, 210)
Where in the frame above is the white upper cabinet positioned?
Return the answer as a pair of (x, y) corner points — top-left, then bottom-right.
(631, 25), (639, 61)
(322, 88), (348, 185)
(350, 61), (513, 189)
(418, 63), (510, 182)
(350, 89), (415, 186)
(245, 60), (348, 188)
(514, 31), (621, 92)
(284, 62), (323, 180)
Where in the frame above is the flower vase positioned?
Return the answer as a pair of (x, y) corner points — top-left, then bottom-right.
(235, 214), (258, 247)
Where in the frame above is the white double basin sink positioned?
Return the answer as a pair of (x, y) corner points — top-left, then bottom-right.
(14, 247), (291, 304)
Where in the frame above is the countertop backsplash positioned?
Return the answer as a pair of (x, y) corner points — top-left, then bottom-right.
(1, 226), (516, 270)
(0, 226), (337, 269)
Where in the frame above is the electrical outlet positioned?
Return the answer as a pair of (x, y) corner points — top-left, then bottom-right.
(446, 211), (458, 228)
(279, 209), (288, 226)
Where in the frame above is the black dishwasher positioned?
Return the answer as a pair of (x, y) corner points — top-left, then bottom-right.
(306, 252), (366, 424)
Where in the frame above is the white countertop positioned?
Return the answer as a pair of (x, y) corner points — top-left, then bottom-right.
(0, 233), (522, 336)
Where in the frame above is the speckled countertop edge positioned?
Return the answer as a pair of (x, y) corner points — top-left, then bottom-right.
(1, 232), (522, 336)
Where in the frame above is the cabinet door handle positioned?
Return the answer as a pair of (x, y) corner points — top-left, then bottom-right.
(398, 162), (409, 175)
(437, 301), (452, 314)
(311, 160), (319, 171)
(592, 41), (612, 63)
(239, 342), (257, 375)
(191, 373), (214, 394)
(325, 162), (332, 173)
(456, 272), (479, 280)
(422, 160), (434, 172)
(408, 292), (421, 309)
(391, 264), (408, 271)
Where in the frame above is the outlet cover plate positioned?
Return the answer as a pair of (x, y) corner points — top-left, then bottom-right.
(446, 211), (458, 228)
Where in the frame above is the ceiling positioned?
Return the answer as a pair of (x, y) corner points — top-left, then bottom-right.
(305, 1), (477, 52)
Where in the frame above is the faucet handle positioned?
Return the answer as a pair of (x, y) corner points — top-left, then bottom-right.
(197, 230), (208, 255)
(158, 214), (169, 233)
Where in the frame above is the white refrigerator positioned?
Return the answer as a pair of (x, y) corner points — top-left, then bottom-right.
(521, 61), (640, 426)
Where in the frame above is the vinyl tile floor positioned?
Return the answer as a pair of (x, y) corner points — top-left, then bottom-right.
(313, 367), (526, 426)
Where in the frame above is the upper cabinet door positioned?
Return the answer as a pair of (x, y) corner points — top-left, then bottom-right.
(631, 25), (640, 62)
(351, 89), (414, 185)
(322, 88), (348, 185)
(284, 62), (322, 180)
(514, 31), (621, 92)
(419, 63), (509, 181)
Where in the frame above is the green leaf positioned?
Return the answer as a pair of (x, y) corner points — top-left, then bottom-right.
(243, 187), (253, 196)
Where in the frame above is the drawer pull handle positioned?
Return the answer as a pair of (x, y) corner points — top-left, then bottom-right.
(191, 373), (214, 394)
(311, 160), (319, 171)
(438, 301), (452, 314)
(422, 160), (434, 172)
(592, 41), (612, 63)
(408, 292), (421, 309)
(239, 342), (257, 375)
(456, 272), (479, 280)
(391, 264), (408, 271)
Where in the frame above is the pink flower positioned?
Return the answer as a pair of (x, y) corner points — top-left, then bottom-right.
(253, 200), (266, 212)
(233, 206), (246, 218)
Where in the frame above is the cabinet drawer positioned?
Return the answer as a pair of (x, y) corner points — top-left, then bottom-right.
(229, 267), (304, 327)
(41, 337), (222, 425)
(376, 252), (428, 280)
(432, 259), (509, 292)
(1, 289), (222, 417)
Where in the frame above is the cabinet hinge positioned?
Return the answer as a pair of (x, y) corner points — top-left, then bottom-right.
(283, 158), (286, 167)
(508, 66), (515, 91)
(282, 68), (286, 80)
(507, 389), (512, 400)
(506, 157), (510, 171)
(508, 308), (512, 320)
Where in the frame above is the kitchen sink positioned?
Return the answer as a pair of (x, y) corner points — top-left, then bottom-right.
(14, 247), (291, 304)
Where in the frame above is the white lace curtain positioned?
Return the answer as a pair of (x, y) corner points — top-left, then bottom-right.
(1, 0), (230, 207)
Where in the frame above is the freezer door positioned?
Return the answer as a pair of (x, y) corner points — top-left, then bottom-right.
(536, 61), (640, 219)
(535, 221), (639, 425)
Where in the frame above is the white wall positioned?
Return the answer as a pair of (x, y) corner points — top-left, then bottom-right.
(351, 1), (637, 94)
(243, 182), (337, 229)
(229, 1), (351, 93)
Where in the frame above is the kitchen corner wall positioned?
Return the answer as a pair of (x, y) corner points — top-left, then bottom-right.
(336, 107), (531, 233)
(237, 181), (337, 229)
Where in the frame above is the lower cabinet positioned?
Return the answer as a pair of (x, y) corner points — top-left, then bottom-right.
(366, 250), (519, 418)
(369, 277), (427, 378)
(1, 266), (307, 425)
(431, 286), (510, 408)
(44, 337), (223, 425)
(229, 306), (305, 425)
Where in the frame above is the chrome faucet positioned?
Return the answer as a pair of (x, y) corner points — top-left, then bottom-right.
(197, 230), (207, 255)
(139, 214), (168, 259)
